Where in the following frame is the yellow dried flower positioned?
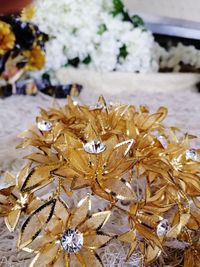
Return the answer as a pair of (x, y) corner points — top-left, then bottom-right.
(23, 46), (45, 70)
(21, 4), (36, 21)
(0, 21), (15, 55)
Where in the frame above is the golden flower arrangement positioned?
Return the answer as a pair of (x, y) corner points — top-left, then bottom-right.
(0, 96), (200, 266)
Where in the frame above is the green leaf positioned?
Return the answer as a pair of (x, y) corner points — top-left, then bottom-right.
(131, 15), (145, 27)
(119, 44), (128, 60)
(82, 55), (92, 65)
(112, 0), (124, 16)
(68, 57), (80, 67)
(97, 24), (107, 35)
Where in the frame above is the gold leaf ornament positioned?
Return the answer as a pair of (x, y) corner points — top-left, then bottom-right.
(28, 196), (111, 267)
(1, 96), (200, 266)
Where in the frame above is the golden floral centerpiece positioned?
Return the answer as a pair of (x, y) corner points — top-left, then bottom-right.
(0, 96), (200, 266)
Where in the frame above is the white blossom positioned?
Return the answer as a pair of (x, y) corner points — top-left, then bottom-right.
(32, 0), (158, 75)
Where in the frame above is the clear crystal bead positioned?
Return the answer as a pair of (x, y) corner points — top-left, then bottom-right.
(89, 103), (103, 110)
(84, 140), (106, 154)
(186, 149), (198, 161)
(157, 219), (170, 236)
(61, 229), (83, 253)
(37, 120), (52, 132)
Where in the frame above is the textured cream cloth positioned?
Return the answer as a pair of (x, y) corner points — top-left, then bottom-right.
(57, 68), (200, 95)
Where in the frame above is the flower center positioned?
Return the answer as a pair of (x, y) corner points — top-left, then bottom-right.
(61, 229), (83, 253)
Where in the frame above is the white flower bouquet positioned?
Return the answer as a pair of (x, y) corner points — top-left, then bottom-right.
(32, 0), (159, 77)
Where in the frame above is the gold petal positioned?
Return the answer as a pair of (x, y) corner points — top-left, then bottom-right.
(80, 248), (102, 267)
(54, 198), (69, 226)
(47, 217), (64, 236)
(64, 253), (70, 267)
(5, 207), (21, 232)
(79, 211), (111, 232)
(17, 164), (32, 189)
(24, 153), (58, 164)
(29, 242), (60, 267)
(2, 172), (15, 187)
(146, 244), (161, 264)
(20, 165), (56, 193)
(107, 140), (134, 168)
(68, 150), (91, 176)
(136, 224), (162, 249)
(92, 181), (113, 202)
(23, 234), (56, 253)
(18, 199), (56, 249)
(192, 197), (200, 208)
(114, 139), (135, 156)
(140, 111), (166, 130)
(69, 253), (84, 267)
(70, 195), (91, 228)
(118, 230), (137, 259)
(53, 251), (64, 267)
(118, 229), (136, 244)
(167, 214), (190, 238)
(101, 178), (136, 201)
(83, 234), (111, 249)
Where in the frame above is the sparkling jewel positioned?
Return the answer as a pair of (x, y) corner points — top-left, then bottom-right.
(37, 120), (52, 132)
(156, 219), (170, 236)
(186, 149), (198, 161)
(89, 103), (104, 110)
(84, 140), (106, 154)
(61, 229), (83, 253)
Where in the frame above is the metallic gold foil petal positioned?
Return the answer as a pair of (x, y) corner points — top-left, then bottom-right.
(18, 199), (56, 249)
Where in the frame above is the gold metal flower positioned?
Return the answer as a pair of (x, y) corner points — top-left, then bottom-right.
(1, 96), (200, 266)
(0, 21), (15, 55)
(18, 196), (111, 267)
(0, 166), (43, 232)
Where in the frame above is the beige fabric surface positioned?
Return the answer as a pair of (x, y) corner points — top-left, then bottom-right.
(1, 71), (200, 266)
(125, 0), (200, 22)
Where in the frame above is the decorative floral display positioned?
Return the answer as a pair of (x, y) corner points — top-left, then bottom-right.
(0, 7), (82, 99)
(32, 0), (158, 74)
(0, 10), (47, 96)
(0, 96), (200, 266)
(32, 0), (200, 79)
(156, 43), (200, 72)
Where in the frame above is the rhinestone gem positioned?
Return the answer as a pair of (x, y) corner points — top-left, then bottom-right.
(89, 103), (103, 110)
(37, 120), (52, 132)
(157, 219), (170, 236)
(84, 140), (106, 154)
(186, 149), (198, 161)
(61, 229), (83, 253)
